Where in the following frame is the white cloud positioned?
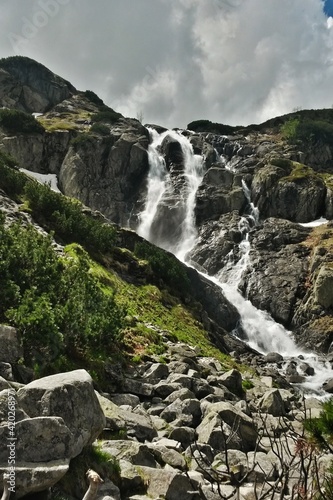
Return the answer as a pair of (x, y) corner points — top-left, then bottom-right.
(0, 0), (333, 127)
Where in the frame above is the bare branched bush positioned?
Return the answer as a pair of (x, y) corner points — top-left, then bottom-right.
(187, 405), (333, 500)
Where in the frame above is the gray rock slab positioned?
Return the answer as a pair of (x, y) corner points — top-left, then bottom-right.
(17, 369), (105, 458)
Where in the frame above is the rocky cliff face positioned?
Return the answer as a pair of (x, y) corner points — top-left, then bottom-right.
(59, 118), (149, 225)
(1, 56), (333, 356)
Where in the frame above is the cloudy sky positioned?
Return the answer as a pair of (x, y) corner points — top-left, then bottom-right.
(1, 0), (333, 128)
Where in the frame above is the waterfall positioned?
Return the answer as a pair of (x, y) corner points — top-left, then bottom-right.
(138, 129), (333, 395)
(210, 180), (298, 355)
(137, 128), (170, 242)
(173, 135), (204, 261)
(137, 128), (204, 261)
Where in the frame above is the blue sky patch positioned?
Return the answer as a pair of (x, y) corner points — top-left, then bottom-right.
(324, 0), (333, 17)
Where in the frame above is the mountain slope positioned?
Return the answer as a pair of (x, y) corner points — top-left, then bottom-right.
(1, 55), (333, 361)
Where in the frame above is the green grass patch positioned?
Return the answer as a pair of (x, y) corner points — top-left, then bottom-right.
(134, 242), (191, 296)
(64, 245), (233, 365)
(23, 181), (117, 253)
(242, 379), (255, 391)
(39, 119), (78, 132)
(279, 161), (318, 183)
(107, 269), (232, 364)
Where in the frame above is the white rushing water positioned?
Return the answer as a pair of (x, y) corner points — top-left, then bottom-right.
(137, 128), (204, 261)
(174, 134), (204, 261)
(299, 217), (328, 228)
(138, 129), (333, 395)
(137, 128), (170, 242)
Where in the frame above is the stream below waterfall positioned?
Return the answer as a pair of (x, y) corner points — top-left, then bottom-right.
(137, 128), (333, 397)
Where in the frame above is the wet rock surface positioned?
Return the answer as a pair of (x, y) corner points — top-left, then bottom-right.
(239, 218), (310, 326)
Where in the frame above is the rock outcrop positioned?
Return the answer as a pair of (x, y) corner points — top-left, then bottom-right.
(0, 56), (76, 113)
(59, 118), (149, 225)
(239, 218), (311, 326)
(0, 369), (105, 498)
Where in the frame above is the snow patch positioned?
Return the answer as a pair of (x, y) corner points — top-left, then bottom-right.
(19, 169), (61, 193)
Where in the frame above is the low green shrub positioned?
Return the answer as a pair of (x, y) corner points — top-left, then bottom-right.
(298, 119), (333, 146)
(0, 154), (27, 198)
(281, 116), (333, 146)
(84, 89), (104, 106)
(305, 397), (333, 449)
(70, 132), (95, 149)
(0, 108), (44, 134)
(280, 118), (300, 142)
(0, 215), (124, 369)
(90, 122), (110, 136)
(24, 181), (117, 253)
(187, 119), (237, 135)
(92, 109), (122, 124)
(134, 242), (190, 295)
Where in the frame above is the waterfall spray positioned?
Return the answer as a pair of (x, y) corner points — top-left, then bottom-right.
(137, 128), (204, 260)
(137, 128), (170, 241)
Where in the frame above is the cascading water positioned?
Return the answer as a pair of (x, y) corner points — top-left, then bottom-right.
(138, 128), (333, 395)
(212, 180), (333, 394)
(174, 136), (204, 261)
(137, 128), (170, 242)
(137, 128), (204, 261)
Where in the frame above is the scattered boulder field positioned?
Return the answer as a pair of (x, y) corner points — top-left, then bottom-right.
(0, 327), (331, 499)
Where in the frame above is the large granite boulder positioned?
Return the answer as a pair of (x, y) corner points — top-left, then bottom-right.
(251, 161), (326, 223)
(17, 369), (105, 458)
(0, 370), (104, 498)
(200, 401), (258, 452)
(314, 264), (333, 309)
(0, 461), (70, 499)
(97, 393), (157, 442)
(259, 389), (286, 417)
(1, 416), (72, 462)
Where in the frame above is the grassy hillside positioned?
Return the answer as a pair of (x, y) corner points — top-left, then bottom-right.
(0, 155), (233, 386)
